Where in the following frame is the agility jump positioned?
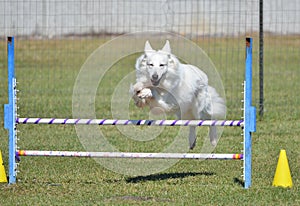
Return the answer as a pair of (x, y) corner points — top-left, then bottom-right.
(4, 36), (256, 188)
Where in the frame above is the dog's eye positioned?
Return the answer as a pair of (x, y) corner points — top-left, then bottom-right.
(147, 63), (154, 67)
(160, 64), (166, 67)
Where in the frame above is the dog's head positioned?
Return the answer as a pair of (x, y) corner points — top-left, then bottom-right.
(139, 40), (177, 87)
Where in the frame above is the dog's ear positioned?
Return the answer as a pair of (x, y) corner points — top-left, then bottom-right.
(144, 41), (154, 53)
(161, 40), (171, 53)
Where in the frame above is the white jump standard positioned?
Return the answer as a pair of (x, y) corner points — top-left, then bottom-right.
(4, 36), (256, 188)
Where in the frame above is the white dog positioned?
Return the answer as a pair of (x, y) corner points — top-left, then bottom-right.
(130, 40), (226, 149)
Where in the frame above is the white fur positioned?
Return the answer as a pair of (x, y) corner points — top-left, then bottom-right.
(130, 40), (226, 149)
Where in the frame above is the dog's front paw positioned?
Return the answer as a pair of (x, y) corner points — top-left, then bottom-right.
(133, 82), (152, 98)
(132, 82), (144, 93)
(137, 88), (152, 99)
(129, 82), (152, 108)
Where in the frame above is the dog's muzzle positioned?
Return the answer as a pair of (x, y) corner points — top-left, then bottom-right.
(151, 73), (161, 86)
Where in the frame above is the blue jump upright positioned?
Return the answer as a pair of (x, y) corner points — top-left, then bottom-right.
(4, 36), (256, 188)
(244, 37), (256, 188)
(4, 37), (17, 184)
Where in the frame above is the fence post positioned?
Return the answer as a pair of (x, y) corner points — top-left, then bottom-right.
(259, 0), (264, 117)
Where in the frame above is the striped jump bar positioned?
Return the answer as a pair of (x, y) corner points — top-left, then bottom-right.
(16, 150), (243, 160)
(16, 118), (244, 127)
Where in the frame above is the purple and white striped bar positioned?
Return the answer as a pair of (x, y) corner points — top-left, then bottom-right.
(17, 150), (243, 160)
(16, 118), (244, 127)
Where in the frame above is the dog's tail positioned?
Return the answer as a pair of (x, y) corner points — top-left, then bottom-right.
(206, 86), (226, 119)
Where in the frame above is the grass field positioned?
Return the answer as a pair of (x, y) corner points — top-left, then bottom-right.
(0, 35), (299, 205)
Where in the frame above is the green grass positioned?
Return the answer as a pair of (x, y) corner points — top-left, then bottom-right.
(0, 35), (300, 205)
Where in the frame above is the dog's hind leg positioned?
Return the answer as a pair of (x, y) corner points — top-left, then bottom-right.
(209, 126), (218, 146)
(189, 126), (197, 150)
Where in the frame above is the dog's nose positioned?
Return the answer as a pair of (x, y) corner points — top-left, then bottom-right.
(152, 74), (158, 80)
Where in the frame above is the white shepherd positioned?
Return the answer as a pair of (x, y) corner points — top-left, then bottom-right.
(130, 40), (226, 149)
